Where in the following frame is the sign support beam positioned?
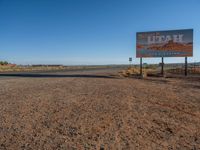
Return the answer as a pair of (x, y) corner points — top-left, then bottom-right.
(161, 57), (164, 76)
(185, 57), (188, 76)
(140, 57), (143, 76)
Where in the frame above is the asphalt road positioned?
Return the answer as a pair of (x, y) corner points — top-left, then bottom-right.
(0, 67), (125, 79)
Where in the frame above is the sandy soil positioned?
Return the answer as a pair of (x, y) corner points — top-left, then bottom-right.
(0, 69), (200, 150)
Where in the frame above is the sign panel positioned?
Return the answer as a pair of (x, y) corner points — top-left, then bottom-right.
(136, 29), (193, 57)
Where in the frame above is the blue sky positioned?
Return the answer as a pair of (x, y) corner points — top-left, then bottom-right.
(0, 0), (199, 65)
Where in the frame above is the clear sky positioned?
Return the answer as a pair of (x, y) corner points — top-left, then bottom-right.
(0, 0), (199, 65)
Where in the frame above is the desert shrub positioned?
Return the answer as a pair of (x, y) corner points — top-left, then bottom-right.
(0, 61), (9, 65)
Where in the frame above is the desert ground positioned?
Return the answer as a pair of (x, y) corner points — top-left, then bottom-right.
(0, 68), (200, 150)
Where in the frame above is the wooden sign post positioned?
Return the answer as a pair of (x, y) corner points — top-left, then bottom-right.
(140, 57), (143, 76)
(185, 57), (188, 76)
(161, 57), (164, 76)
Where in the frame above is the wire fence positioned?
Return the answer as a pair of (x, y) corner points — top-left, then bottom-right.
(166, 63), (200, 75)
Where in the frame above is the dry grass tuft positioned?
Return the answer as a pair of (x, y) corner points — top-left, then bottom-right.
(0, 65), (65, 72)
(119, 67), (156, 77)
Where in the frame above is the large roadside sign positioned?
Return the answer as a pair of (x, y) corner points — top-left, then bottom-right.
(136, 29), (193, 58)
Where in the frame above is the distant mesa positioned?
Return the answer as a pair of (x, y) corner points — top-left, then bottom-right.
(32, 64), (63, 67)
(137, 44), (144, 49)
(147, 40), (192, 52)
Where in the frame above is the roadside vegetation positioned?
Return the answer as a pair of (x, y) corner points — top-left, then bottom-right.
(120, 63), (200, 78)
(0, 61), (124, 72)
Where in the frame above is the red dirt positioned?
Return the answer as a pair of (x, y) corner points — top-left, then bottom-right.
(0, 69), (200, 149)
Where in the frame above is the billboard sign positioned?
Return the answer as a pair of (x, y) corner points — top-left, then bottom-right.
(136, 29), (193, 57)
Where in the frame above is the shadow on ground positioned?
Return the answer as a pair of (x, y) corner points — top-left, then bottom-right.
(0, 73), (118, 79)
(142, 78), (169, 84)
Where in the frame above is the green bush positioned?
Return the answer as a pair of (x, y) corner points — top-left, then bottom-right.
(0, 61), (9, 65)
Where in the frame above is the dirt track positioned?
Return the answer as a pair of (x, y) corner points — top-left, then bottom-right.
(0, 68), (200, 149)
